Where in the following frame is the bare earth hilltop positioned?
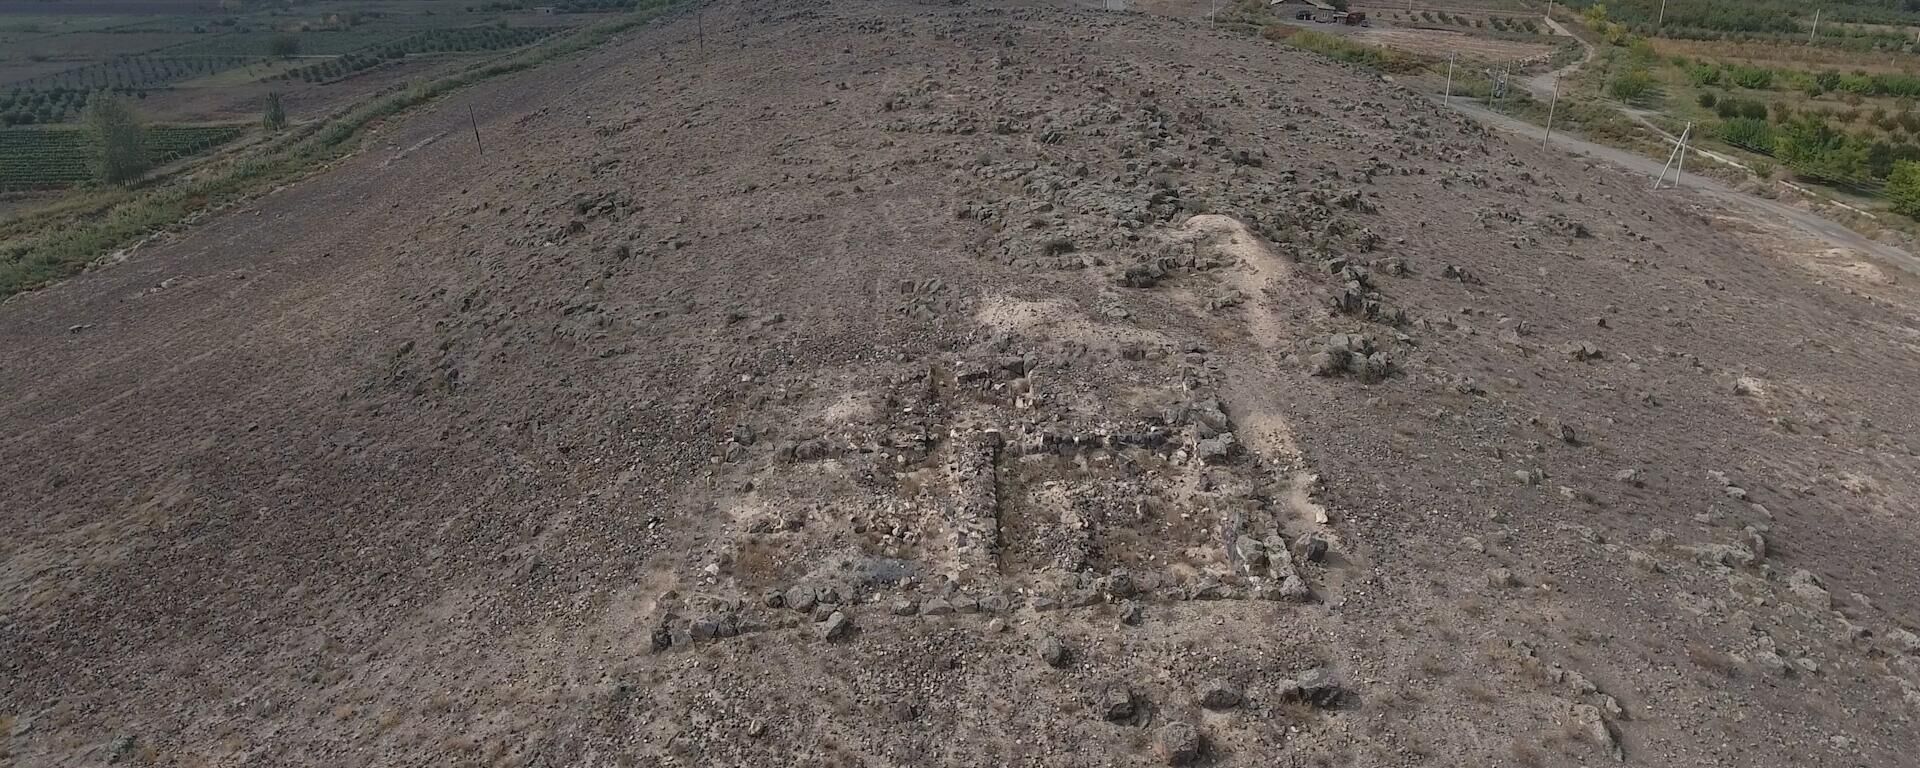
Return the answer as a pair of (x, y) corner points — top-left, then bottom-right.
(4, 1), (1920, 766)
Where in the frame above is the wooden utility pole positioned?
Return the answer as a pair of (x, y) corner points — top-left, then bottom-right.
(469, 105), (482, 154)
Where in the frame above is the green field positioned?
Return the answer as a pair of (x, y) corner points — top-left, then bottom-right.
(276, 25), (563, 84)
(0, 124), (244, 190)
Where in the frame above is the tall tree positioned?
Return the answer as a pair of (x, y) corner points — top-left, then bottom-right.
(262, 91), (287, 130)
(85, 94), (147, 185)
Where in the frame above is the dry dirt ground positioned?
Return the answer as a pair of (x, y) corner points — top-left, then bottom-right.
(1348, 25), (1553, 63)
(5, 1), (1920, 766)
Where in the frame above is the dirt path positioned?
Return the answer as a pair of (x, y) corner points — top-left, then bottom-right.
(1446, 97), (1920, 275)
(1523, 13), (1590, 103)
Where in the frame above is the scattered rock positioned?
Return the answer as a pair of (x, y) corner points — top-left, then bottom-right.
(1196, 432), (1238, 465)
(1560, 341), (1604, 362)
(1754, 650), (1792, 677)
(1687, 542), (1756, 568)
(1569, 702), (1623, 761)
(1787, 569), (1832, 609)
(785, 585), (817, 612)
(1039, 635), (1072, 668)
(1276, 667), (1347, 708)
(1293, 533), (1329, 563)
(1234, 534), (1268, 571)
(108, 735), (137, 764)
(1276, 574), (1312, 602)
(890, 597), (919, 616)
(1099, 683), (1138, 722)
(1486, 567), (1519, 588)
(1197, 679), (1243, 710)
(822, 610), (853, 641)
(1154, 721), (1203, 765)
(1309, 333), (1392, 382)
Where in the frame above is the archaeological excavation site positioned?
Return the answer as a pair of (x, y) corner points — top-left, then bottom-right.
(4, 1), (1920, 766)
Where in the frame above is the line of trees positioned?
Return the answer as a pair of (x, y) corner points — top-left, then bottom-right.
(1689, 60), (1920, 99)
(1571, 1), (1920, 50)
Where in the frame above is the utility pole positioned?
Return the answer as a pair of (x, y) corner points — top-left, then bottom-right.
(1654, 123), (1694, 189)
(1444, 53), (1454, 105)
(1658, 0), (1667, 30)
(468, 105), (482, 154)
(1810, 8), (1820, 44)
(1545, 74), (1560, 141)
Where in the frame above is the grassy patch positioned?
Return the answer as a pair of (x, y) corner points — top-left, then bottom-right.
(1261, 26), (1432, 74)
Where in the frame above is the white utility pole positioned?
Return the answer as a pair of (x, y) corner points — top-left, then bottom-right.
(1654, 122), (1695, 189)
(1658, 0), (1667, 29)
(1445, 53), (1455, 104)
(1545, 74), (1560, 141)
(1810, 9), (1821, 43)
(1676, 124), (1692, 183)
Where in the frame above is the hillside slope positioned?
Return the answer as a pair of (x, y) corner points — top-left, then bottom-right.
(4, 1), (1919, 766)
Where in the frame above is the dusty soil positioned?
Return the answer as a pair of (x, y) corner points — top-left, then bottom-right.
(4, 1), (1920, 766)
(1351, 25), (1553, 62)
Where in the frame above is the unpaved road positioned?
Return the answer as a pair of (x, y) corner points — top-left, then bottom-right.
(1447, 97), (1920, 275)
(6, 2), (1920, 766)
(1523, 14), (1587, 103)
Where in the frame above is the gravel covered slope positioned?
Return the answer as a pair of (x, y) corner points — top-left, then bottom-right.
(3, 2), (1919, 766)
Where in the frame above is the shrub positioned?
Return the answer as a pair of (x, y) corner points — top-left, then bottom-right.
(268, 32), (300, 58)
(262, 91), (286, 130)
(1775, 117), (1869, 183)
(1717, 117), (1775, 153)
(1697, 92), (1717, 108)
(1728, 64), (1773, 90)
(85, 94), (147, 184)
(1610, 68), (1656, 102)
(1887, 160), (1920, 217)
